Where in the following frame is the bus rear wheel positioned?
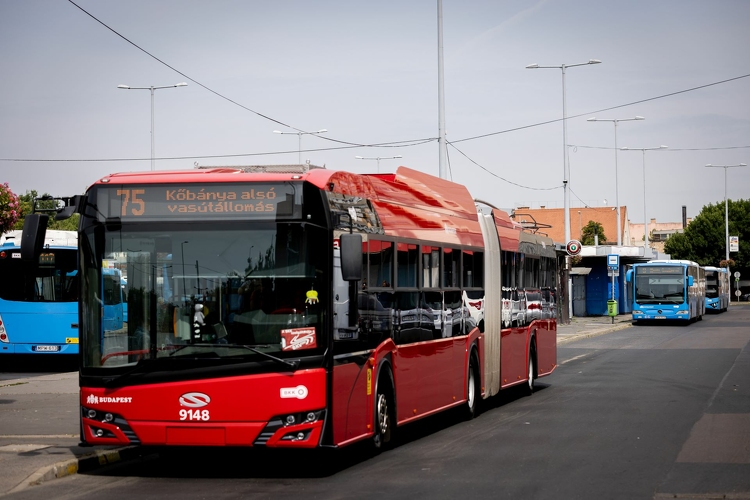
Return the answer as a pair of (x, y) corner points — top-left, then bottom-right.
(525, 345), (536, 395)
(463, 351), (480, 420)
(372, 374), (394, 450)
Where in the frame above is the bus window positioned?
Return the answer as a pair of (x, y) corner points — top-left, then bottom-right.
(396, 243), (418, 288)
(368, 240), (393, 288)
(422, 246), (440, 289)
(443, 248), (460, 289)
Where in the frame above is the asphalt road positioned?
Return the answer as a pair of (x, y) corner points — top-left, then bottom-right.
(5, 307), (750, 500)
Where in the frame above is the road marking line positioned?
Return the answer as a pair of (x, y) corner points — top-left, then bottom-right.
(560, 353), (591, 365)
(0, 435), (78, 439)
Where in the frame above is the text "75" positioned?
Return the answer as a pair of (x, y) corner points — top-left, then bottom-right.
(117, 189), (146, 216)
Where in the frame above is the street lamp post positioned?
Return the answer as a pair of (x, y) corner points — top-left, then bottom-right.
(273, 129), (328, 164)
(705, 163), (747, 266)
(354, 155), (403, 174)
(526, 59), (600, 245)
(621, 146), (668, 255)
(587, 116), (645, 246)
(527, 59), (600, 322)
(117, 82), (187, 171)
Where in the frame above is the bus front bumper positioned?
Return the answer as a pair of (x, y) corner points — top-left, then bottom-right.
(632, 309), (690, 320)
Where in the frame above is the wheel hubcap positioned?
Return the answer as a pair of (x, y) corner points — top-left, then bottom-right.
(467, 368), (475, 407)
(377, 394), (388, 434)
(528, 357), (534, 390)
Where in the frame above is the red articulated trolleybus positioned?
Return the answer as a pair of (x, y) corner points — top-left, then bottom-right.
(50, 164), (558, 449)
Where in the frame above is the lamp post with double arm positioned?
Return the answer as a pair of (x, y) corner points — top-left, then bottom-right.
(526, 59), (600, 245)
(273, 129), (328, 164)
(587, 116), (645, 246)
(117, 82), (188, 171)
(620, 145), (668, 254)
(354, 155), (403, 174)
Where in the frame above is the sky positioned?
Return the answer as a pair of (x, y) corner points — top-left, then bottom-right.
(1, 0), (749, 229)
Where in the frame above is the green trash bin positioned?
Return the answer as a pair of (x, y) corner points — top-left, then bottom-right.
(607, 300), (618, 317)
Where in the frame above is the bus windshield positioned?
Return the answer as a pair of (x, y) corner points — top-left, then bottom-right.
(79, 221), (328, 369)
(634, 273), (685, 304)
(0, 248), (78, 303)
(705, 271), (719, 298)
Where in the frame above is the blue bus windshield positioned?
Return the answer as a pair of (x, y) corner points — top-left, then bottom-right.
(0, 248), (78, 303)
(634, 271), (685, 304)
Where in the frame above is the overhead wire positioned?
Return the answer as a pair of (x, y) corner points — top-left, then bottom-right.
(567, 144), (750, 151)
(451, 73), (750, 144)
(447, 142), (561, 191)
(0, 138), (437, 163)
(67, 0), (426, 150)
(67, 1), (750, 151)
(11, 1), (746, 169)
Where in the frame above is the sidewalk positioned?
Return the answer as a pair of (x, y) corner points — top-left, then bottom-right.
(557, 313), (633, 345)
(0, 371), (139, 497)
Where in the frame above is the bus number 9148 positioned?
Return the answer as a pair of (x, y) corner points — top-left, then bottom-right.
(179, 409), (210, 421)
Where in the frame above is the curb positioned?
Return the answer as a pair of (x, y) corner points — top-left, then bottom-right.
(7, 446), (139, 495)
(558, 322), (633, 345)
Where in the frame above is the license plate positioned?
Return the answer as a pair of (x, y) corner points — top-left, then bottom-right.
(34, 345), (61, 352)
(655, 316), (666, 319)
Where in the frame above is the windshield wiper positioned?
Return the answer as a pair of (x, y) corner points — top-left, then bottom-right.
(169, 343), (300, 370)
(103, 358), (175, 387)
(242, 345), (300, 370)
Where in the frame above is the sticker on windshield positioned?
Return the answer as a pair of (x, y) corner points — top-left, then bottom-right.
(280, 327), (317, 351)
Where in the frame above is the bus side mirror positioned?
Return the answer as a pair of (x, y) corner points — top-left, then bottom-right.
(340, 233), (363, 282)
(625, 269), (633, 283)
(688, 276), (694, 287)
(20, 214), (49, 262)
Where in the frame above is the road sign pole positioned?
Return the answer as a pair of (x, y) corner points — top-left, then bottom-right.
(735, 272), (741, 303)
(607, 254), (619, 323)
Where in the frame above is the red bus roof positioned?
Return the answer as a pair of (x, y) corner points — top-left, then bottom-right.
(92, 166), (495, 248)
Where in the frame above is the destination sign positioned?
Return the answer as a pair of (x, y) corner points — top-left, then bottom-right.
(95, 183), (301, 221)
(638, 266), (684, 275)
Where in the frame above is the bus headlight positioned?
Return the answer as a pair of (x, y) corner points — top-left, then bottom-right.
(0, 314), (8, 343)
(677, 310), (689, 315)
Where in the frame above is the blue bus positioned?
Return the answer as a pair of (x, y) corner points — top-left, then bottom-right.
(703, 266), (730, 313)
(102, 267), (125, 332)
(0, 230), (80, 354)
(626, 259), (706, 323)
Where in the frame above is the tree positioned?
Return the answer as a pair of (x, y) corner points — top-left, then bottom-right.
(581, 220), (607, 246)
(664, 199), (750, 269)
(661, 231), (692, 257)
(11, 190), (80, 232)
(0, 183), (21, 236)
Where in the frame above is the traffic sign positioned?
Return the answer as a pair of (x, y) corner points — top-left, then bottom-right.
(607, 254), (619, 270)
(735, 271), (741, 278)
(736, 290), (742, 297)
(566, 240), (582, 256)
